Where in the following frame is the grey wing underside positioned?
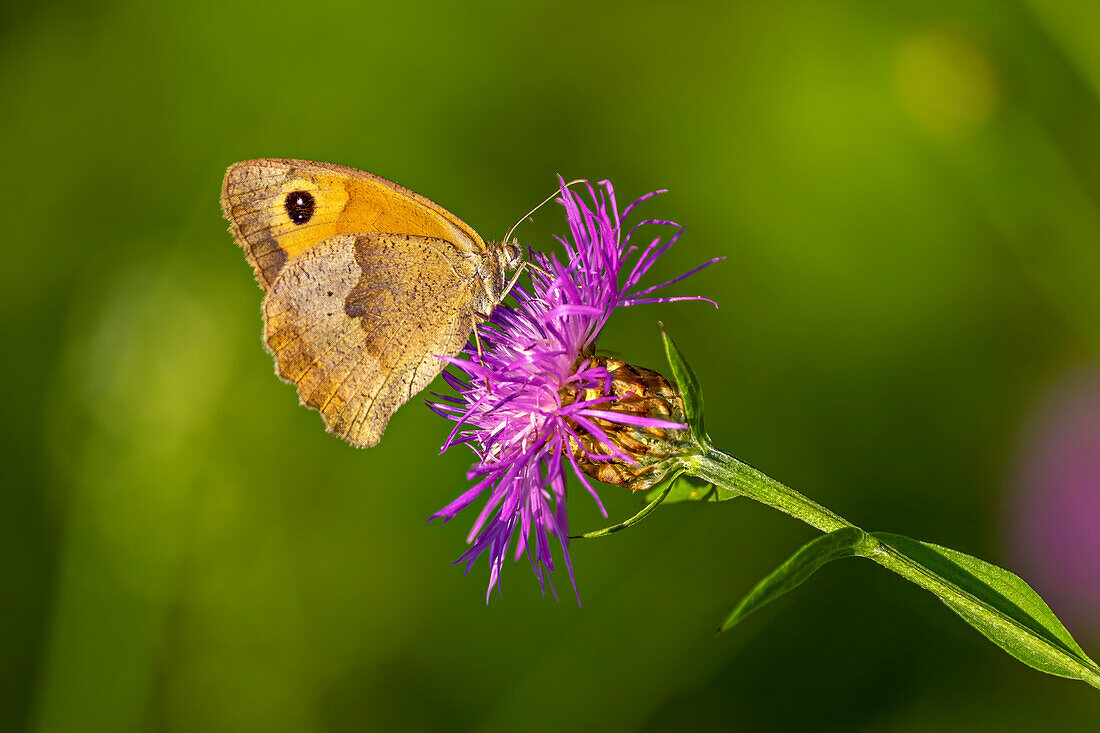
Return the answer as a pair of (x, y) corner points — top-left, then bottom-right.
(262, 232), (480, 447)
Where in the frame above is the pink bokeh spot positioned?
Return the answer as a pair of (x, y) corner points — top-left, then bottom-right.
(1011, 367), (1100, 635)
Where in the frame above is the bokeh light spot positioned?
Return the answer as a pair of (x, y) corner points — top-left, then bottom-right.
(894, 28), (1000, 139)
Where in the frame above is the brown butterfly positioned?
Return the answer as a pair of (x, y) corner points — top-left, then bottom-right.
(221, 159), (520, 447)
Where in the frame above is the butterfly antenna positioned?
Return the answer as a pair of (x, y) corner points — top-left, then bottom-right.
(500, 179), (588, 247)
(498, 179), (586, 290)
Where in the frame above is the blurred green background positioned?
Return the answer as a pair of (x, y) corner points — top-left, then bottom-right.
(4, 0), (1100, 730)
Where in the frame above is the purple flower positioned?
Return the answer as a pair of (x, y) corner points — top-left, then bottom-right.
(429, 178), (720, 601)
(1010, 368), (1100, 633)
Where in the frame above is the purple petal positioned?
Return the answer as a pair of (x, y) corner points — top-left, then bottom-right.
(577, 409), (688, 431)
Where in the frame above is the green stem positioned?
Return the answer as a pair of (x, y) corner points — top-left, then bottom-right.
(686, 446), (1100, 688)
(686, 447), (852, 534)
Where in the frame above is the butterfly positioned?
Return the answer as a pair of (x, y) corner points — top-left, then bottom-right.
(221, 159), (521, 447)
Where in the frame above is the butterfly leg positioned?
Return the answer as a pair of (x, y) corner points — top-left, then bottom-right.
(499, 261), (528, 301)
(524, 260), (552, 280)
(499, 260), (555, 302)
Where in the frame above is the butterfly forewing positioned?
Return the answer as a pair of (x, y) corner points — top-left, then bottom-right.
(221, 159), (486, 289)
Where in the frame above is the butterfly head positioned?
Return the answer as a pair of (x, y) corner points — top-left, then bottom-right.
(502, 240), (523, 271)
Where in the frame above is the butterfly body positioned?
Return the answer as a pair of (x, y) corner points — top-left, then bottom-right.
(221, 159), (519, 447)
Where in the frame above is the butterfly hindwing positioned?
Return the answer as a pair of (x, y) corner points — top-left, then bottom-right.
(263, 232), (481, 447)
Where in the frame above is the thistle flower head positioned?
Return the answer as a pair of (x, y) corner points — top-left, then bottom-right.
(429, 178), (720, 601)
(566, 356), (697, 492)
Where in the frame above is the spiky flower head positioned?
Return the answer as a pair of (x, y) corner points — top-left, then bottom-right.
(429, 178), (719, 600)
(566, 356), (696, 492)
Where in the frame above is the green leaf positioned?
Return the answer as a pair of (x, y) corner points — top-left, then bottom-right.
(571, 468), (682, 539)
(719, 527), (869, 633)
(871, 533), (1100, 686)
(718, 526), (1100, 687)
(648, 473), (739, 504)
(659, 323), (707, 440)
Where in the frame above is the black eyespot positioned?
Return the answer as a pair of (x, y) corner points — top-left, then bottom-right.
(284, 190), (315, 224)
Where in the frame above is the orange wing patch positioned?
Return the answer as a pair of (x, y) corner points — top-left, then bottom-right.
(221, 159), (484, 289)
